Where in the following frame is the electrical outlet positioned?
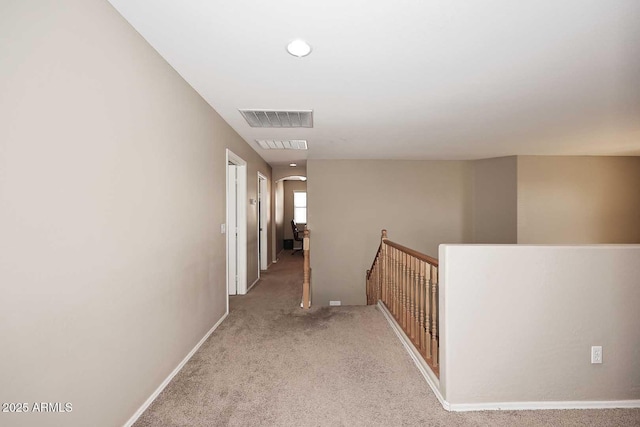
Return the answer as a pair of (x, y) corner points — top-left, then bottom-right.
(591, 346), (603, 364)
(329, 301), (341, 306)
(220, 224), (226, 234)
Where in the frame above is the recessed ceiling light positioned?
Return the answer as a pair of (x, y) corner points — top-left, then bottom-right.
(289, 163), (297, 167)
(287, 39), (312, 57)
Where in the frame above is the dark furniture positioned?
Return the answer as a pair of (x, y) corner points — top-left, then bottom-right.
(291, 220), (304, 255)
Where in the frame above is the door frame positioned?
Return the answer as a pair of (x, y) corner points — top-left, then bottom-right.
(226, 149), (247, 301)
(257, 172), (269, 275)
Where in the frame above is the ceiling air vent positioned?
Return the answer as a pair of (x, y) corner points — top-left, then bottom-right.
(256, 140), (308, 150)
(239, 110), (313, 128)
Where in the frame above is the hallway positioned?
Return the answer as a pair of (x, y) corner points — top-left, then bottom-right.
(134, 253), (640, 426)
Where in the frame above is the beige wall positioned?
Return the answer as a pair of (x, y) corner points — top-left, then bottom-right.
(472, 156), (518, 243)
(440, 244), (640, 405)
(517, 156), (640, 243)
(307, 160), (472, 306)
(284, 180), (307, 240)
(273, 165), (307, 182)
(0, 1), (270, 426)
(274, 180), (285, 259)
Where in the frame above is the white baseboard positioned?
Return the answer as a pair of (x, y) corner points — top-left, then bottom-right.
(376, 302), (640, 412)
(274, 248), (284, 262)
(376, 301), (448, 410)
(449, 400), (640, 412)
(123, 312), (229, 427)
(247, 277), (260, 292)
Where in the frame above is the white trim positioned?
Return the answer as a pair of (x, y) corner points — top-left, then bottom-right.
(273, 248), (284, 263)
(378, 302), (640, 413)
(226, 163), (238, 297)
(226, 149), (248, 297)
(257, 173), (268, 272)
(227, 149), (246, 167)
(247, 277), (260, 292)
(123, 312), (229, 427)
(236, 164), (247, 294)
(376, 301), (448, 410)
(448, 400), (640, 412)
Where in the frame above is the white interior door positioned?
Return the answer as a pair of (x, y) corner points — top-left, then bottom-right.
(258, 173), (268, 272)
(227, 164), (238, 295)
(226, 149), (247, 298)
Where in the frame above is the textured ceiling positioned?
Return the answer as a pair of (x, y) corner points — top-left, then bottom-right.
(107, 0), (640, 166)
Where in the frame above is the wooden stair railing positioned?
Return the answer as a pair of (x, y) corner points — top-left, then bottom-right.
(366, 229), (439, 377)
(302, 228), (311, 309)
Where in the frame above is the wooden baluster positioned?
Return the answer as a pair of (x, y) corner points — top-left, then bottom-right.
(393, 247), (398, 319)
(418, 260), (425, 355)
(373, 266), (376, 304)
(379, 230), (386, 306)
(393, 248), (400, 320)
(386, 246), (393, 312)
(392, 247), (397, 318)
(388, 248), (392, 312)
(372, 265), (375, 304)
(400, 251), (404, 328)
(376, 260), (380, 303)
(386, 243), (391, 310)
(374, 264), (378, 303)
(378, 260), (381, 302)
(378, 253), (381, 303)
(415, 257), (420, 345)
(373, 263), (377, 305)
(397, 251), (401, 323)
(410, 256), (414, 335)
(383, 242), (388, 307)
(366, 269), (371, 304)
(407, 255), (412, 339)
(431, 265), (438, 366)
(388, 245), (392, 311)
(424, 261), (431, 360)
(381, 245), (386, 306)
(385, 245), (389, 307)
(410, 256), (417, 344)
(405, 253), (410, 332)
(397, 249), (402, 323)
(415, 258), (421, 348)
(374, 257), (379, 303)
(395, 248), (400, 320)
(405, 253), (410, 331)
(406, 254), (411, 332)
(404, 253), (409, 332)
(400, 251), (407, 332)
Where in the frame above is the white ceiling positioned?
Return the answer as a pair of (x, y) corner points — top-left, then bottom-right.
(107, 0), (640, 166)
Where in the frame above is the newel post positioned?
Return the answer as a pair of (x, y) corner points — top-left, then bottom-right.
(302, 228), (311, 309)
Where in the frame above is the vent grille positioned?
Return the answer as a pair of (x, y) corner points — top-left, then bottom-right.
(239, 110), (313, 128)
(256, 140), (308, 150)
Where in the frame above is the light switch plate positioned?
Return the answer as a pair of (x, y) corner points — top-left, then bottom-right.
(591, 346), (603, 364)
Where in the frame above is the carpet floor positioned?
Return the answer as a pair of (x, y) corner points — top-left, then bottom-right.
(134, 252), (640, 426)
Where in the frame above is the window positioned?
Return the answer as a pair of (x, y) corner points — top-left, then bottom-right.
(293, 191), (307, 223)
